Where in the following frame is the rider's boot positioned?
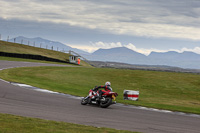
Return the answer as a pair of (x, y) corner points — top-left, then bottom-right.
(96, 95), (101, 101)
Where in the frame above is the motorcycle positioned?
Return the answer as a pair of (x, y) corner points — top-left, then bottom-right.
(81, 89), (118, 108)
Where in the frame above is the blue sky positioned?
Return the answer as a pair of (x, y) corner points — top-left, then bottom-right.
(0, 0), (200, 55)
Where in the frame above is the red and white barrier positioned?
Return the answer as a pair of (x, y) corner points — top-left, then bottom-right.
(123, 90), (139, 101)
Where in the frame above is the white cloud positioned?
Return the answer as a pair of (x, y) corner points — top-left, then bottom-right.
(125, 43), (200, 55)
(70, 42), (123, 53)
(123, 43), (167, 56)
(67, 42), (123, 53)
(92, 41), (122, 49)
(1, 0), (200, 40)
(66, 44), (96, 53)
(70, 42), (200, 56)
(179, 47), (200, 54)
(68, 42), (170, 55)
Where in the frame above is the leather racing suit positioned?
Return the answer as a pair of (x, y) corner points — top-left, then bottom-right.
(93, 85), (112, 99)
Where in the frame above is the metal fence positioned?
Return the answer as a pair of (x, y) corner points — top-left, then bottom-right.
(0, 34), (90, 64)
(0, 34), (69, 53)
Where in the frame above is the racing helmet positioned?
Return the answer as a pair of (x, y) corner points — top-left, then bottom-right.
(105, 81), (111, 86)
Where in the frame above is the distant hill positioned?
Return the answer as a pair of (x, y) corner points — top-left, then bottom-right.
(89, 47), (147, 64)
(148, 51), (200, 61)
(147, 51), (200, 69)
(9, 36), (89, 55)
(85, 47), (200, 69)
(90, 61), (200, 73)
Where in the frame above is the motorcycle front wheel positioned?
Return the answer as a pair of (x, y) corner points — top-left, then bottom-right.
(100, 97), (112, 108)
(81, 97), (88, 105)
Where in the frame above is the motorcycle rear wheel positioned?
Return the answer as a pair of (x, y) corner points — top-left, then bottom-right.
(100, 97), (112, 108)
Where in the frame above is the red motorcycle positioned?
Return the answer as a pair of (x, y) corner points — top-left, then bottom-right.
(81, 89), (118, 108)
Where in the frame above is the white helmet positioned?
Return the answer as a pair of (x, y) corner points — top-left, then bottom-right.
(105, 81), (111, 86)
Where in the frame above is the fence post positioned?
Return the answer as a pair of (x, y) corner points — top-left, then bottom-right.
(21, 39), (23, 44)
(51, 46), (53, 50)
(7, 36), (9, 42)
(14, 38), (16, 43)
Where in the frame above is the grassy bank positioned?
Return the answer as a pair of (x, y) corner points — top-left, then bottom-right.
(0, 41), (90, 67)
(0, 66), (200, 114)
(0, 40), (70, 62)
(0, 113), (136, 133)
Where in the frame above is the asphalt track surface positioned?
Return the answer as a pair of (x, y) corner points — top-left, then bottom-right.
(0, 60), (200, 133)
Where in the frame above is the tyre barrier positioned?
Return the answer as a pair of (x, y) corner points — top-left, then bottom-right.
(0, 52), (68, 63)
(123, 90), (139, 101)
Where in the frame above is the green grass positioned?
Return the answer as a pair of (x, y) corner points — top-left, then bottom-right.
(0, 113), (136, 133)
(0, 66), (200, 114)
(0, 40), (90, 67)
(0, 40), (70, 61)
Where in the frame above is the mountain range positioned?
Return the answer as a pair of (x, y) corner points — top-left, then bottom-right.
(9, 36), (200, 69)
(83, 47), (200, 69)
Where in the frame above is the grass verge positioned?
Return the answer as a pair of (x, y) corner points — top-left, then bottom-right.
(0, 40), (69, 61)
(0, 113), (136, 133)
(0, 66), (200, 114)
(0, 41), (91, 67)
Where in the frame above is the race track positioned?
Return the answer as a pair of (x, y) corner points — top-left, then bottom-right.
(0, 60), (200, 133)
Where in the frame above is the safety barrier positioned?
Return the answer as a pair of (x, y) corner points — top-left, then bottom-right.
(123, 90), (139, 101)
(0, 52), (68, 63)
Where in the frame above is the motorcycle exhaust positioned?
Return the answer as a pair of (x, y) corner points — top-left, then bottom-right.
(91, 101), (97, 104)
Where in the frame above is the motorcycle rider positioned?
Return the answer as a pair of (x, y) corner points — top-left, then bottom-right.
(92, 81), (113, 100)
